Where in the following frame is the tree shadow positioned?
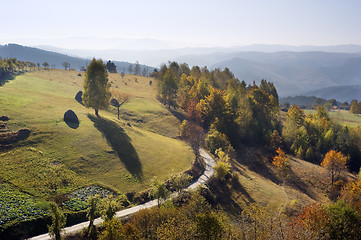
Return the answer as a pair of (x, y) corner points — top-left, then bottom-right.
(285, 167), (317, 200)
(0, 74), (15, 86)
(234, 151), (282, 185)
(168, 109), (186, 122)
(88, 114), (143, 180)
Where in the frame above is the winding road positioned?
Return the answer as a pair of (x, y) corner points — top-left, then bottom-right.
(28, 148), (215, 240)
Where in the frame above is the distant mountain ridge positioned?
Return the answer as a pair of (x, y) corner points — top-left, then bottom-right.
(301, 85), (361, 103)
(0, 44), (154, 73)
(1, 43), (360, 102)
(204, 52), (361, 98)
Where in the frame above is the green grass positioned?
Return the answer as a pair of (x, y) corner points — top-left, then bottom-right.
(304, 109), (361, 128)
(0, 70), (194, 203)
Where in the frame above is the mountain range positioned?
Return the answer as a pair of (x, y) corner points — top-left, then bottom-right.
(1, 43), (360, 102)
(0, 44), (155, 74)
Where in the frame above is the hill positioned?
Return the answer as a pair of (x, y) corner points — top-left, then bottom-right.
(0, 69), (194, 196)
(0, 44), (155, 73)
(208, 52), (361, 97)
(301, 85), (361, 103)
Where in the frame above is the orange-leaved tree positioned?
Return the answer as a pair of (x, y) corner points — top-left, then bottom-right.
(321, 150), (347, 186)
(272, 148), (288, 172)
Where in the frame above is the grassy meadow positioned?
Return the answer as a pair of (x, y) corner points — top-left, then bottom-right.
(0, 69), (194, 201)
(303, 109), (361, 128)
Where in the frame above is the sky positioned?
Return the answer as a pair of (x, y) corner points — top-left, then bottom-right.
(1, 0), (361, 49)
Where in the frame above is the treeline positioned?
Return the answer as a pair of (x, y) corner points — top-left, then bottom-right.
(155, 61), (361, 170)
(283, 105), (361, 171)
(155, 62), (279, 149)
(0, 57), (36, 80)
(280, 96), (346, 110)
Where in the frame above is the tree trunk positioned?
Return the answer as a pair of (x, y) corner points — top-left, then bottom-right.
(117, 107), (120, 119)
(95, 109), (99, 117)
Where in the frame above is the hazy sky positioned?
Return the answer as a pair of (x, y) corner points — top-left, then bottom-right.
(2, 0), (361, 49)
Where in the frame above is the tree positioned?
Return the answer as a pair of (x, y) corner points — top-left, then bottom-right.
(151, 177), (169, 207)
(106, 60), (117, 73)
(87, 195), (100, 239)
(142, 68), (148, 76)
(180, 120), (204, 159)
(48, 202), (66, 240)
(110, 90), (129, 119)
(350, 100), (361, 114)
(128, 64), (133, 74)
(326, 200), (361, 240)
(62, 62), (70, 70)
(158, 68), (178, 108)
(134, 61), (141, 75)
(169, 173), (192, 193)
(42, 62), (49, 70)
(100, 196), (119, 222)
(83, 58), (111, 117)
(272, 148), (288, 172)
(213, 148), (231, 181)
(195, 211), (225, 240)
(321, 150), (347, 186)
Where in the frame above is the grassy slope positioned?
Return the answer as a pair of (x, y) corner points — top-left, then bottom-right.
(0, 70), (193, 198)
(221, 147), (356, 217)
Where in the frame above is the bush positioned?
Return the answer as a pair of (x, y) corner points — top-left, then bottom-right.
(205, 128), (231, 154)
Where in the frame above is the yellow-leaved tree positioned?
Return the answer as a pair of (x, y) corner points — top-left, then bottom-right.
(272, 148), (288, 172)
(321, 150), (347, 186)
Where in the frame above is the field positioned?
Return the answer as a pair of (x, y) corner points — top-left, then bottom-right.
(304, 109), (361, 128)
(0, 69), (194, 204)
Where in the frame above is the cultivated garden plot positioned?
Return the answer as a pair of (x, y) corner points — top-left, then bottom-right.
(0, 184), (48, 227)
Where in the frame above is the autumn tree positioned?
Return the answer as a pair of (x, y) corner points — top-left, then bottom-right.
(321, 150), (347, 186)
(272, 148), (289, 174)
(83, 58), (111, 117)
(350, 100), (361, 114)
(180, 120), (204, 159)
(213, 148), (231, 181)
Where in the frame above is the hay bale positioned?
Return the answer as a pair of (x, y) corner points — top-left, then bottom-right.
(64, 110), (79, 124)
(75, 91), (83, 104)
(0, 116), (9, 121)
(16, 129), (31, 140)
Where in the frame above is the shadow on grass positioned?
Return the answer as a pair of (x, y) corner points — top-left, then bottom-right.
(0, 74), (15, 86)
(65, 121), (79, 129)
(234, 151), (282, 185)
(286, 167), (317, 200)
(168, 108), (186, 122)
(88, 114), (143, 180)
